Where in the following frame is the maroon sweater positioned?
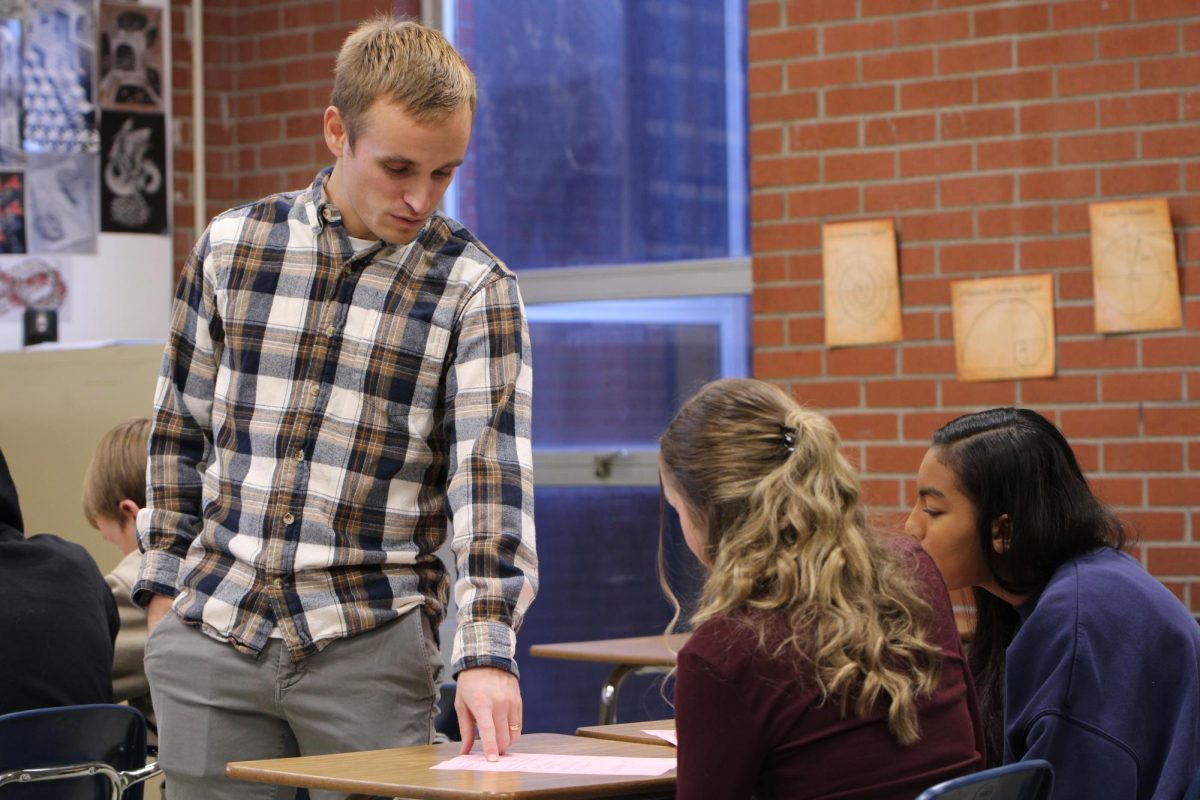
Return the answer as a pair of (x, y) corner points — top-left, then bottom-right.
(674, 539), (983, 799)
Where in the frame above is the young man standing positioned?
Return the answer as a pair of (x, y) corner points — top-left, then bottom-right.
(135, 17), (537, 799)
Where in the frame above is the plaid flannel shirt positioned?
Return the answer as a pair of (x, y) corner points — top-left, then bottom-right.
(134, 169), (537, 675)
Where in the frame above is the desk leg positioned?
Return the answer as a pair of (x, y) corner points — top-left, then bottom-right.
(599, 664), (641, 725)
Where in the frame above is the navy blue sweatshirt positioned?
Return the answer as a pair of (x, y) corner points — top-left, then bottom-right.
(0, 446), (119, 713)
(1005, 547), (1200, 800)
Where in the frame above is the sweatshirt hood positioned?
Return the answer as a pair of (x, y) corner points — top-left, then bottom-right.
(0, 446), (25, 541)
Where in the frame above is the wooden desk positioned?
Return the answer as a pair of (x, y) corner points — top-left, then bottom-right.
(226, 733), (675, 799)
(575, 720), (675, 748)
(528, 634), (689, 725)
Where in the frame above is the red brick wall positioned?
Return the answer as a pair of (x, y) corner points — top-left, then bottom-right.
(748, 1), (1200, 608)
(169, 0), (418, 277)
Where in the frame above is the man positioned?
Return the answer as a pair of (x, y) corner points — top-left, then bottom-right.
(134, 17), (537, 799)
(0, 445), (119, 714)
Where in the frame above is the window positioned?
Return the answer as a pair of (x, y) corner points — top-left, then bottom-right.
(427, 0), (749, 732)
(441, 0), (747, 269)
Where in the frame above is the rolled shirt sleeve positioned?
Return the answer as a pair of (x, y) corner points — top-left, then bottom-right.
(444, 274), (537, 677)
(133, 230), (221, 606)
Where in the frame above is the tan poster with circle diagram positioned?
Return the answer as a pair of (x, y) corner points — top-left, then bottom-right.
(1089, 198), (1180, 333)
(822, 219), (902, 346)
(951, 274), (1055, 383)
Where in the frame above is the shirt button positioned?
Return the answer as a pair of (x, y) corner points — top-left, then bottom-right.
(309, 384), (320, 397)
(325, 325), (337, 337)
(272, 578), (284, 589)
(283, 512), (295, 525)
(293, 449), (304, 462)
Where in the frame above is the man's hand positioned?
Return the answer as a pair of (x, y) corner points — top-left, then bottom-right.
(146, 594), (173, 634)
(454, 666), (523, 761)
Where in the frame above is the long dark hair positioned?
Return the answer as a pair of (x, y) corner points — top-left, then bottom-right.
(931, 407), (1126, 764)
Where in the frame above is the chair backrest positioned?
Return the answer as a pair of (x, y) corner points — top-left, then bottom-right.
(1182, 766), (1200, 800)
(915, 759), (1054, 800)
(0, 704), (151, 799)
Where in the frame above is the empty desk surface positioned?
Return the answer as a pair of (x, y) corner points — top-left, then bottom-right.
(529, 633), (689, 666)
(529, 634), (690, 725)
(226, 733), (676, 799)
(575, 720), (676, 748)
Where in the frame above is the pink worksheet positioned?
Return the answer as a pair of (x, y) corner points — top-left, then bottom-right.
(431, 752), (676, 777)
(643, 730), (677, 746)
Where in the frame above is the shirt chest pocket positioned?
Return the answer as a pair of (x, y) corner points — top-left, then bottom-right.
(336, 299), (451, 440)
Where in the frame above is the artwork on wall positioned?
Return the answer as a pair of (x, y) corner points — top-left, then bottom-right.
(25, 150), (98, 252)
(822, 219), (903, 347)
(99, 110), (165, 234)
(22, 0), (99, 154)
(97, 2), (162, 113)
(951, 274), (1056, 383)
(1089, 197), (1181, 334)
(0, 170), (25, 253)
(0, 8), (23, 168)
(0, 252), (68, 318)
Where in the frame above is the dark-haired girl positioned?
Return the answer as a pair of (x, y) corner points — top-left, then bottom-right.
(907, 407), (1200, 799)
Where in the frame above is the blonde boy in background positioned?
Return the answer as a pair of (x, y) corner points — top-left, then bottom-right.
(83, 416), (157, 738)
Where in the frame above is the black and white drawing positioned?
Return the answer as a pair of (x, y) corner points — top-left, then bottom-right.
(25, 150), (98, 252)
(0, 7), (24, 167)
(0, 170), (25, 253)
(0, 253), (68, 318)
(98, 2), (162, 113)
(99, 110), (165, 234)
(23, 0), (98, 153)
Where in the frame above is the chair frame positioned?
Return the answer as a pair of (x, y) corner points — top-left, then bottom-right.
(915, 759), (1054, 800)
(0, 704), (160, 800)
(0, 762), (160, 800)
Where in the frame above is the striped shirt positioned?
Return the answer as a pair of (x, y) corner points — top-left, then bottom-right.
(134, 169), (537, 675)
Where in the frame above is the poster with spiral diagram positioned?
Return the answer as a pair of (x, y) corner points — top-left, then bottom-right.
(1089, 199), (1180, 334)
(951, 274), (1055, 383)
(822, 219), (902, 347)
(99, 108), (166, 234)
(0, 252), (69, 319)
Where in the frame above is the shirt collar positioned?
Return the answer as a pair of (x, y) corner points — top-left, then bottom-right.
(309, 167), (339, 233)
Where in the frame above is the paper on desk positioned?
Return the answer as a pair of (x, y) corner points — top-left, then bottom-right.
(431, 752), (676, 776)
(642, 730), (677, 746)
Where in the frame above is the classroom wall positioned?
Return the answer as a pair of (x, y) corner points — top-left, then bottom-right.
(748, 1), (1200, 609)
(0, 344), (163, 574)
(168, 0), (416, 277)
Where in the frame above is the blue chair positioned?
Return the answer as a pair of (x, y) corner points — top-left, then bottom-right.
(915, 759), (1054, 800)
(435, 681), (461, 742)
(0, 704), (160, 799)
(1183, 766), (1200, 800)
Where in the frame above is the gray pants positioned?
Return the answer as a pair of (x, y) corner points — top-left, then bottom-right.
(144, 609), (443, 800)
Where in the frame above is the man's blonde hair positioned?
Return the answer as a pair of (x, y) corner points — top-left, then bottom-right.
(332, 15), (476, 145)
(659, 379), (943, 746)
(82, 417), (150, 525)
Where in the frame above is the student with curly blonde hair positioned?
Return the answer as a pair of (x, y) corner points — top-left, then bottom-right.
(659, 379), (982, 799)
